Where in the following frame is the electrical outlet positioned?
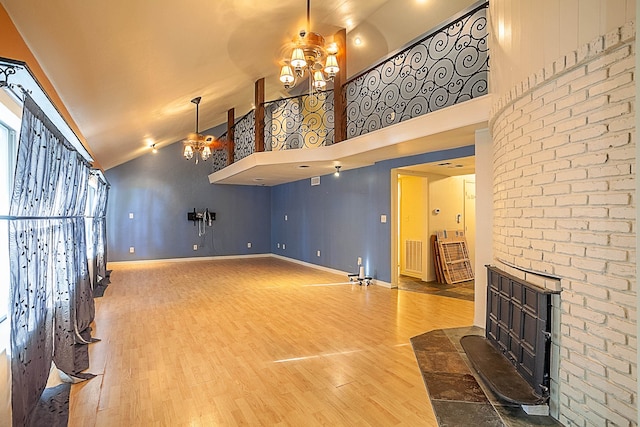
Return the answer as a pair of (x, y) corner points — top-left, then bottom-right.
(317, 250), (321, 257)
(283, 244), (286, 250)
(129, 247), (135, 254)
(193, 244), (198, 251)
(128, 212), (134, 219)
(357, 257), (362, 265)
(380, 214), (387, 223)
(247, 242), (252, 248)
(277, 243), (280, 248)
(284, 214), (288, 221)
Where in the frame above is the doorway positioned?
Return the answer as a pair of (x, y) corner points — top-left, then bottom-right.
(391, 156), (476, 302)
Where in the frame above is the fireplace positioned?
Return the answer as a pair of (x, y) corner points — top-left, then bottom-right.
(461, 265), (561, 412)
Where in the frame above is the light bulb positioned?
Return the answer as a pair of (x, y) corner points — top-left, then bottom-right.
(313, 71), (326, 90)
(290, 48), (306, 69)
(324, 54), (339, 77)
(201, 145), (212, 161)
(279, 65), (295, 88)
(183, 145), (194, 160)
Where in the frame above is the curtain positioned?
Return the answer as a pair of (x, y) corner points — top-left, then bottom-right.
(9, 95), (94, 426)
(91, 172), (110, 297)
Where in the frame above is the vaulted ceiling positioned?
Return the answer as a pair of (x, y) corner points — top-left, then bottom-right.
(1, 0), (476, 170)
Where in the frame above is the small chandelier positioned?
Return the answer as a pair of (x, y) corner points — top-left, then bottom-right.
(279, 0), (339, 91)
(183, 96), (222, 164)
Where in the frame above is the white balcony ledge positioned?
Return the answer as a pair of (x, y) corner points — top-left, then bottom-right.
(208, 94), (492, 186)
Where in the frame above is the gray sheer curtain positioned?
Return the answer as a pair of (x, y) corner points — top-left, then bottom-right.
(90, 171), (110, 297)
(9, 95), (95, 426)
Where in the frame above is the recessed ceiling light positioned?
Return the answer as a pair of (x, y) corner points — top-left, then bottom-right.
(298, 165), (310, 168)
(254, 178), (264, 181)
(354, 37), (362, 46)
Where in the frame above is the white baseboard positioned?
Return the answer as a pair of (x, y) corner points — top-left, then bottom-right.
(108, 253), (392, 288)
(269, 254), (391, 288)
(108, 253), (270, 267)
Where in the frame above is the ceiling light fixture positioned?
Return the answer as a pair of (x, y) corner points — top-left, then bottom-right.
(151, 143), (158, 153)
(183, 96), (225, 164)
(279, 0), (339, 91)
(334, 165), (341, 177)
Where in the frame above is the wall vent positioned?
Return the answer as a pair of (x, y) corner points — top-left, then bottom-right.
(404, 240), (423, 273)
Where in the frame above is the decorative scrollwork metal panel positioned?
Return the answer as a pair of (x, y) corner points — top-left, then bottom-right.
(0, 64), (17, 87)
(344, 2), (488, 139)
(211, 133), (228, 173)
(264, 91), (334, 151)
(233, 110), (255, 161)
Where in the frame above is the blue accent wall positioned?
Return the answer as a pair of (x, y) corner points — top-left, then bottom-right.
(270, 145), (475, 282)
(106, 126), (271, 261)
(106, 136), (473, 283)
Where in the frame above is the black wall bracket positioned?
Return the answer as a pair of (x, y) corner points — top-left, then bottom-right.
(187, 208), (215, 223)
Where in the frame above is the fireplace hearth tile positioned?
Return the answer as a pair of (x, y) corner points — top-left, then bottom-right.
(430, 400), (503, 427)
(495, 404), (563, 426)
(414, 350), (471, 374)
(411, 327), (562, 426)
(410, 329), (457, 353)
(422, 372), (489, 402)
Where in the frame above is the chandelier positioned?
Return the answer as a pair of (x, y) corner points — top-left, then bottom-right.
(279, 0), (339, 91)
(182, 96), (223, 164)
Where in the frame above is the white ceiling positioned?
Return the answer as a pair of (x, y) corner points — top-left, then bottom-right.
(0, 0), (477, 170)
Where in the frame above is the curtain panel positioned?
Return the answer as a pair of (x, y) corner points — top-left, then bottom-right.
(9, 95), (94, 426)
(90, 171), (110, 297)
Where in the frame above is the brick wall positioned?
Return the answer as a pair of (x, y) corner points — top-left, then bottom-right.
(489, 21), (636, 426)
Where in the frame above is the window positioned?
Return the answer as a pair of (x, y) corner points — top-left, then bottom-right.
(0, 96), (19, 325)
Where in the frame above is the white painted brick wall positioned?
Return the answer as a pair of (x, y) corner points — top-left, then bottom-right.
(489, 21), (636, 427)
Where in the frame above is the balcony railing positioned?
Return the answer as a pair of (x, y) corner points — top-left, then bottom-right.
(233, 110), (255, 160)
(211, 133), (228, 172)
(210, 1), (488, 171)
(264, 91), (334, 151)
(344, 1), (488, 138)
(211, 110), (255, 173)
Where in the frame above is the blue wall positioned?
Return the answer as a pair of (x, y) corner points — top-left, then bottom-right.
(106, 136), (473, 282)
(271, 145), (475, 282)
(106, 127), (271, 261)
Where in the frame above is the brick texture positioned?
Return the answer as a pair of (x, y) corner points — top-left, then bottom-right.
(489, 21), (636, 427)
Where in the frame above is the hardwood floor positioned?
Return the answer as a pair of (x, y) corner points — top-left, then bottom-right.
(69, 257), (474, 426)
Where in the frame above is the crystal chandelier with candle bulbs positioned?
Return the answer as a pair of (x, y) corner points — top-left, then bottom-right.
(279, 0), (339, 91)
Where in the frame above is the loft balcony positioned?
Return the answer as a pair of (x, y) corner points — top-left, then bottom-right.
(208, 1), (489, 186)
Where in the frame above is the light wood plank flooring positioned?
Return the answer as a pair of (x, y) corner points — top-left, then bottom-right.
(69, 257), (474, 426)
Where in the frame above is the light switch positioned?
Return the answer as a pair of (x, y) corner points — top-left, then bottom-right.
(380, 215), (387, 223)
